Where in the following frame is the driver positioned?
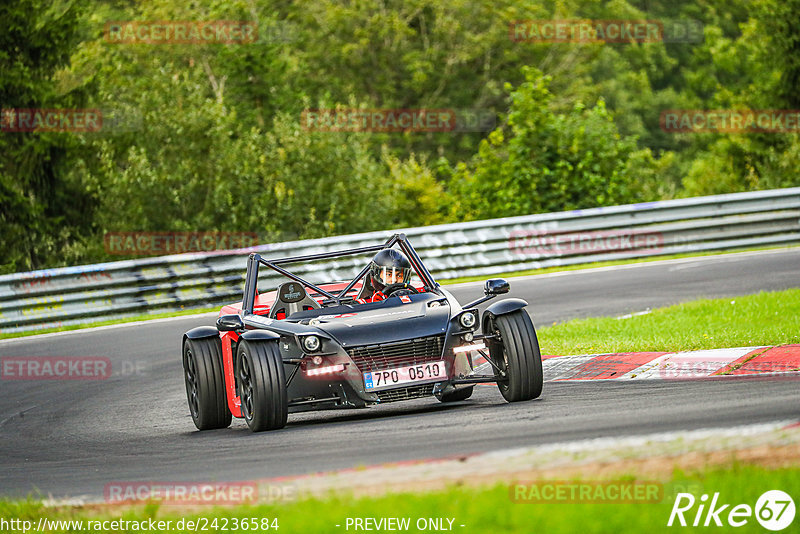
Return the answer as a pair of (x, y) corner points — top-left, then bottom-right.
(355, 249), (414, 304)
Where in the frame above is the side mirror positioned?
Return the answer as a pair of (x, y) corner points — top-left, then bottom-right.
(484, 278), (510, 296)
(216, 314), (244, 332)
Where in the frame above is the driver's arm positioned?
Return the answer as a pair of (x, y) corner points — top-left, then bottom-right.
(355, 291), (386, 304)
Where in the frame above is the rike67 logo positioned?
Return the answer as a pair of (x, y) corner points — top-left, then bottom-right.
(668, 490), (795, 530)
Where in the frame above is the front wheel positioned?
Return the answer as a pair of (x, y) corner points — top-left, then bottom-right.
(182, 336), (232, 430)
(486, 310), (543, 402)
(236, 340), (288, 432)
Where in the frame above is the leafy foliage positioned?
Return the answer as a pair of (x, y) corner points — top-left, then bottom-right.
(449, 67), (652, 219)
(1, 0), (798, 272)
(0, 0), (96, 273)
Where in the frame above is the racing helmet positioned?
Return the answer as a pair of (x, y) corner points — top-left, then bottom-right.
(369, 249), (412, 291)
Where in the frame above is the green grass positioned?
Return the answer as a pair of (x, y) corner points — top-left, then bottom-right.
(2, 464), (798, 533)
(537, 288), (800, 356)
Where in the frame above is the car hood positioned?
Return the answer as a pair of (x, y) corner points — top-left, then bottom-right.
(305, 293), (452, 348)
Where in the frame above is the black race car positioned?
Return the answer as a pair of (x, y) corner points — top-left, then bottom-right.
(181, 233), (543, 432)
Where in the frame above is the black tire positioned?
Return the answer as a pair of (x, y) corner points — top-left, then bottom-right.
(486, 310), (543, 402)
(182, 336), (232, 430)
(435, 386), (474, 403)
(236, 340), (288, 432)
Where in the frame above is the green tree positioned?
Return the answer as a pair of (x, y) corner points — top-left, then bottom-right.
(450, 67), (659, 220)
(681, 0), (800, 196)
(0, 0), (95, 273)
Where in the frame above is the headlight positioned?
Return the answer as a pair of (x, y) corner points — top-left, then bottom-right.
(302, 335), (321, 352)
(459, 311), (477, 329)
(453, 342), (486, 354)
(306, 363), (346, 376)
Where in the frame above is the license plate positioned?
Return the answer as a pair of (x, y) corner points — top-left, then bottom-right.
(363, 361), (447, 391)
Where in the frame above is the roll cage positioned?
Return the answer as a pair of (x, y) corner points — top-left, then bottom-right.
(241, 233), (441, 316)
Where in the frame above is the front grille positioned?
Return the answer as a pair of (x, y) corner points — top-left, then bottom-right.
(376, 384), (435, 403)
(347, 335), (445, 373)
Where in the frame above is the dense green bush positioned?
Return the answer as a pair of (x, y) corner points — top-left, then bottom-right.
(448, 67), (656, 220)
(2, 0), (798, 272)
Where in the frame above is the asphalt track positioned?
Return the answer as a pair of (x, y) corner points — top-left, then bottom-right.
(1, 248), (799, 500)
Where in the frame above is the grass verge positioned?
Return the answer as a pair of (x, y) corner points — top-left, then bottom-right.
(1, 464), (797, 533)
(537, 288), (800, 355)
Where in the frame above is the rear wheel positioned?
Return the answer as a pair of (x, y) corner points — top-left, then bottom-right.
(486, 310), (543, 402)
(236, 340), (288, 432)
(435, 386), (474, 403)
(182, 336), (232, 430)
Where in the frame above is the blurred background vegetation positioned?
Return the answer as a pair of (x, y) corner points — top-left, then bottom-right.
(1, 0), (799, 273)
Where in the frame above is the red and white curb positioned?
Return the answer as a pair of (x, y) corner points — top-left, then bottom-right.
(475, 344), (800, 381)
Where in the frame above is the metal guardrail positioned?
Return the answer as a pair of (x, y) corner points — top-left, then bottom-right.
(1, 188), (798, 334)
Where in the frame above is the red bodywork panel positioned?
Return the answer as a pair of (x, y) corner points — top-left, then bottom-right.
(217, 281), (425, 418)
